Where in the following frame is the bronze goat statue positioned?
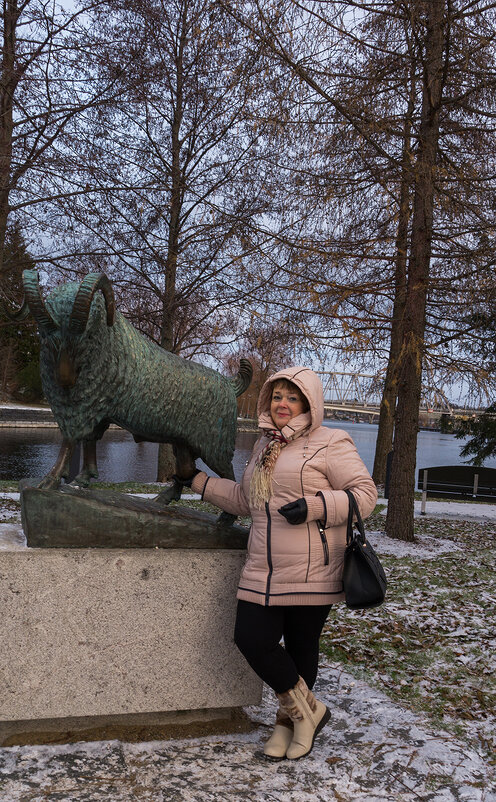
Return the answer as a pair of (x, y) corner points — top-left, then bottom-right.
(13, 271), (252, 506)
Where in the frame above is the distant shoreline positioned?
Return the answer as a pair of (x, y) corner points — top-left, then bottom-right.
(0, 404), (260, 433)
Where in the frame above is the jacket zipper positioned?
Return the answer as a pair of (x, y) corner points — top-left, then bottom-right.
(299, 447), (329, 576)
(317, 521), (329, 565)
(265, 502), (273, 606)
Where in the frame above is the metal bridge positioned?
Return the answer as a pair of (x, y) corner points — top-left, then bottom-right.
(237, 371), (477, 424)
(317, 371), (456, 420)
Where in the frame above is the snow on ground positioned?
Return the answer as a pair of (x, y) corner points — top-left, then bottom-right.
(367, 529), (465, 559)
(0, 664), (494, 802)
(381, 497), (496, 522)
(0, 524), (25, 550)
(0, 403), (51, 411)
(0, 495), (495, 800)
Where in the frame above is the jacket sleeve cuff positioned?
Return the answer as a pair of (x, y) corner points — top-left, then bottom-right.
(305, 494), (326, 523)
(191, 471), (209, 496)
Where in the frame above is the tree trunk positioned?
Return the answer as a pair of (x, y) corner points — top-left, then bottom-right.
(0, 341), (15, 396)
(156, 160), (181, 482)
(372, 75), (414, 485)
(157, 4), (186, 484)
(385, 0), (446, 541)
(372, 321), (402, 486)
(0, 0), (18, 280)
(372, 176), (409, 485)
(156, 442), (176, 483)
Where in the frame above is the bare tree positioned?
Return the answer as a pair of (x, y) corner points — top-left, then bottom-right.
(219, 0), (496, 540)
(55, 0), (281, 478)
(0, 0), (131, 289)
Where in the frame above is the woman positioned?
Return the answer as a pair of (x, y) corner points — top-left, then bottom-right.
(191, 366), (377, 760)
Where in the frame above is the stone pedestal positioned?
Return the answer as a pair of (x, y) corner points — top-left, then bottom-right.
(0, 546), (262, 745)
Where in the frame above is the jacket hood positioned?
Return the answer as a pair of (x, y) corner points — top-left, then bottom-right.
(257, 366), (324, 434)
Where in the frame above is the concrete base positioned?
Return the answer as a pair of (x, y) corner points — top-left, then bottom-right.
(0, 707), (256, 747)
(0, 547), (262, 744)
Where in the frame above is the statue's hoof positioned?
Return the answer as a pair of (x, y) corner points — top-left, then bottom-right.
(69, 478), (89, 488)
(154, 484), (182, 506)
(69, 472), (96, 488)
(37, 475), (62, 490)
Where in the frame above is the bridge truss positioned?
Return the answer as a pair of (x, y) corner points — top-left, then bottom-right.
(317, 371), (454, 414)
(318, 372), (382, 409)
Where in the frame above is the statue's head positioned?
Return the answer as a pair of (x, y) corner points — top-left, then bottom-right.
(20, 271), (115, 389)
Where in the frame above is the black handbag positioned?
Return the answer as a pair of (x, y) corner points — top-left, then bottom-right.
(342, 489), (387, 609)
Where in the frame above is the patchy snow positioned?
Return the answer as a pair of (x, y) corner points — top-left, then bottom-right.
(0, 664), (494, 801)
(0, 495), (494, 799)
(0, 403), (50, 411)
(0, 495), (23, 549)
(379, 497), (496, 521)
(366, 529), (464, 559)
(0, 491), (202, 501)
(0, 524), (25, 550)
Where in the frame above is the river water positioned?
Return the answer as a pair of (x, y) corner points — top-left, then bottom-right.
(1, 420), (494, 483)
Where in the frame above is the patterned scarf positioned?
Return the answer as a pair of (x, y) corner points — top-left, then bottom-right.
(250, 429), (289, 509)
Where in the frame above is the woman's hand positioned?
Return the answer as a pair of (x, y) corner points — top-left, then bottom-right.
(172, 468), (201, 488)
(278, 498), (308, 524)
(278, 494), (326, 525)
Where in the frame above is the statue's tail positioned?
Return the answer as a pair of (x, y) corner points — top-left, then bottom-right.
(231, 358), (253, 397)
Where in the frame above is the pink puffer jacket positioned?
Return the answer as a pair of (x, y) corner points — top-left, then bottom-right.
(192, 366), (378, 606)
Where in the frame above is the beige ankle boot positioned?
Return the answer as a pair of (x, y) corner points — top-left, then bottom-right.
(277, 676), (330, 760)
(263, 708), (294, 760)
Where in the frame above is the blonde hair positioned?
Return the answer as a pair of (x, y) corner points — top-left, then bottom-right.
(249, 378), (310, 509)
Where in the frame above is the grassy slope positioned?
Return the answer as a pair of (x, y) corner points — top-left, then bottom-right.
(321, 508), (495, 760)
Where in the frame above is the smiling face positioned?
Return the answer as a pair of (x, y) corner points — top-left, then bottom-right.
(270, 380), (308, 430)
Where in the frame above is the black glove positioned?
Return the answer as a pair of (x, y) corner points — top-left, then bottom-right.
(172, 469), (200, 488)
(278, 498), (308, 525)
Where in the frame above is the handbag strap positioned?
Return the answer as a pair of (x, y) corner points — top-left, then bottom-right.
(344, 489), (366, 545)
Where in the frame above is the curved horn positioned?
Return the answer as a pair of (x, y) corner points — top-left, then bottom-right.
(69, 273), (115, 335)
(231, 358), (253, 397)
(21, 270), (57, 333)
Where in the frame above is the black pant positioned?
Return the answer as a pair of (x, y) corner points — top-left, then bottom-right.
(234, 600), (332, 694)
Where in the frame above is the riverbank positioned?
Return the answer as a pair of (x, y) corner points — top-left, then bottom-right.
(0, 491), (494, 800)
(0, 402), (259, 432)
(0, 402), (56, 428)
